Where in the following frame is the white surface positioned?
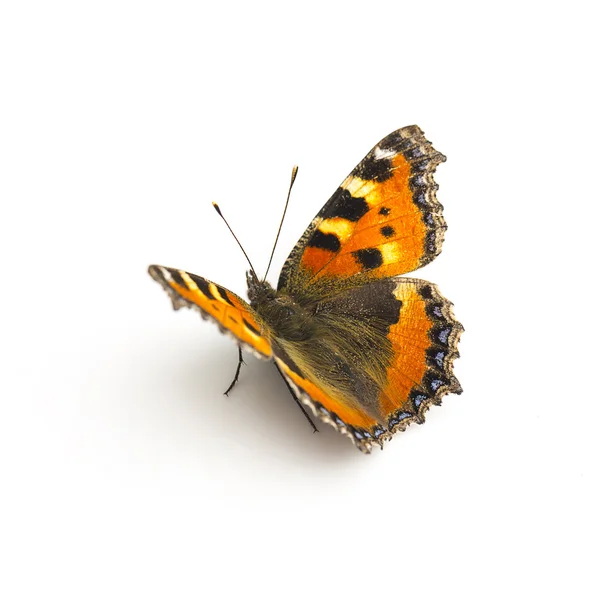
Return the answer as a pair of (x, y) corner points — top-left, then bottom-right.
(1, 2), (598, 599)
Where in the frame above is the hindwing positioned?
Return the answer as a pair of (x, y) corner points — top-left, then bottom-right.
(272, 277), (462, 453)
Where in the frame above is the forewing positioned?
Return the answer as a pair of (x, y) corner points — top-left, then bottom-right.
(279, 125), (446, 295)
(148, 265), (272, 359)
(272, 277), (462, 453)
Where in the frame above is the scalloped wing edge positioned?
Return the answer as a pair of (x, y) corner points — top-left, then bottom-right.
(275, 282), (463, 453)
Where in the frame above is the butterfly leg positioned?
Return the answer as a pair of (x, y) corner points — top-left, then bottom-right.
(273, 362), (318, 433)
(224, 346), (245, 396)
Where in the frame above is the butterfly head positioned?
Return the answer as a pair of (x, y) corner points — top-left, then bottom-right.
(246, 270), (314, 342)
(246, 270), (276, 305)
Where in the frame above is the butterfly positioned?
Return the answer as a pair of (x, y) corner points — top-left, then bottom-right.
(149, 125), (463, 453)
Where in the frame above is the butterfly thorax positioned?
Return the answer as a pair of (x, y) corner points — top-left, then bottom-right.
(246, 271), (315, 342)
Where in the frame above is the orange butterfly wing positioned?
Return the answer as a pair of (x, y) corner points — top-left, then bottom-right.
(273, 277), (462, 453)
(148, 265), (272, 359)
(278, 125), (446, 293)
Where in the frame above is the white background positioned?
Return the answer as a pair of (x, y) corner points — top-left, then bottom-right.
(1, 1), (598, 598)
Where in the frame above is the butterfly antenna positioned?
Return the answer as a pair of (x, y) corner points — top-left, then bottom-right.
(212, 202), (258, 277)
(263, 165), (298, 281)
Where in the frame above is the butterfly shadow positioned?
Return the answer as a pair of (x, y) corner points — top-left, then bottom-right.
(158, 338), (370, 466)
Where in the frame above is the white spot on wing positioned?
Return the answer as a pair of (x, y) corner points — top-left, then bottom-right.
(341, 175), (377, 197)
(374, 146), (397, 160)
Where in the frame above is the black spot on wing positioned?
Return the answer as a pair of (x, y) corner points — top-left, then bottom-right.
(308, 230), (341, 252)
(352, 154), (393, 182)
(322, 188), (369, 222)
(419, 284), (433, 300)
(352, 248), (383, 270)
(378, 207), (391, 216)
(380, 225), (395, 238)
(168, 269), (188, 288)
(216, 285), (235, 306)
(189, 274), (215, 299)
(242, 318), (261, 337)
